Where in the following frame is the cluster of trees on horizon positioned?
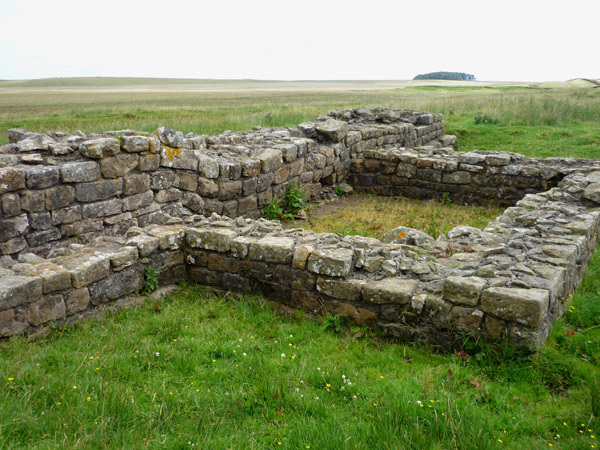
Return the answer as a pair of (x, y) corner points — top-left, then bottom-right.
(413, 71), (476, 81)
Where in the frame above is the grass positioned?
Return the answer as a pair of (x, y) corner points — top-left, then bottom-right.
(1, 78), (599, 159)
(0, 271), (598, 449)
(302, 194), (504, 239)
(0, 77), (599, 448)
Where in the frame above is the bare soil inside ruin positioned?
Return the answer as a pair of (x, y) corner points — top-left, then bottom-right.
(283, 193), (504, 239)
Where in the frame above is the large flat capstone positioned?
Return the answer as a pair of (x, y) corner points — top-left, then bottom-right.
(186, 228), (238, 252)
(248, 237), (295, 264)
(481, 287), (549, 328)
(362, 278), (418, 304)
(307, 248), (353, 278)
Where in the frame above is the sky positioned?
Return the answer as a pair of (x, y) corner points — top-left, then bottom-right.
(0, 0), (598, 82)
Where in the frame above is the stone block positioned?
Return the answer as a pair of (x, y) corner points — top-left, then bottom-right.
(0, 168), (25, 194)
(442, 171), (472, 185)
(207, 253), (241, 273)
(157, 127), (184, 148)
(249, 237), (295, 264)
(186, 228), (237, 252)
(316, 119), (348, 142)
(362, 278), (418, 304)
(51, 205), (81, 225)
(316, 277), (365, 301)
(75, 179), (123, 202)
(65, 288), (90, 314)
(151, 170), (175, 190)
(20, 190), (45, 212)
(442, 276), (487, 306)
(147, 226), (187, 250)
(25, 166), (60, 189)
(58, 252), (111, 288)
(80, 138), (120, 158)
(481, 287), (549, 328)
(126, 234), (159, 257)
(100, 154), (139, 178)
(28, 294), (66, 326)
(449, 306), (484, 333)
(45, 185), (75, 210)
(122, 190), (154, 211)
(139, 152), (161, 171)
(0, 215), (29, 242)
(89, 265), (144, 303)
(219, 180), (242, 200)
(307, 248), (353, 278)
(182, 192), (204, 213)
(241, 159), (261, 177)
(0, 275), (43, 310)
(0, 308), (26, 337)
(124, 173), (151, 196)
(255, 149), (283, 173)
(174, 171), (198, 192)
(197, 155), (220, 178)
(60, 161), (101, 183)
(82, 198), (123, 219)
(257, 172), (274, 192)
(1, 193), (21, 217)
(121, 135), (149, 153)
(109, 246), (139, 271)
(1, 237), (27, 255)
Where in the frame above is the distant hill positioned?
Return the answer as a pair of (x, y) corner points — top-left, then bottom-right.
(413, 72), (476, 81)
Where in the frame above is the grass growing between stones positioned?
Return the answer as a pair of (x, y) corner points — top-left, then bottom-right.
(298, 194), (504, 239)
(1, 270), (599, 448)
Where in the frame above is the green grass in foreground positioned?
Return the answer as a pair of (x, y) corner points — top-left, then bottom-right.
(1, 250), (599, 448)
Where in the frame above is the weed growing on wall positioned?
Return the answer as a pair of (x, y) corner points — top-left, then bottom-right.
(264, 182), (308, 221)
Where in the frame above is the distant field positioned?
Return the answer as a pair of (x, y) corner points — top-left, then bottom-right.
(1, 77), (599, 159)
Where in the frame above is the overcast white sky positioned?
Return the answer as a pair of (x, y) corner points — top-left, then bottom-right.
(0, 0), (598, 82)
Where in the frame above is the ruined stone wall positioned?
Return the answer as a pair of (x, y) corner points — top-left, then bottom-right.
(349, 147), (600, 205)
(3, 107), (600, 352)
(0, 108), (444, 257)
(3, 166), (600, 351)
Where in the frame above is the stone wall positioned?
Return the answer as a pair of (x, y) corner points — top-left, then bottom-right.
(349, 146), (600, 206)
(3, 107), (600, 352)
(0, 108), (444, 257)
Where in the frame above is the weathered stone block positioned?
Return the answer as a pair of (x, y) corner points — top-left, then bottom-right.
(316, 277), (365, 301)
(20, 190), (45, 212)
(307, 248), (353, 278)
(1, 237), (27, 255)
(121, 173), (149, 196)
(481, 287), (549, 328)
(122, 190), (154, 212)
(255, 149), (283, 173)
(139, 152), (161, 171)
(249, 237), (295, 264)
(0, 215), (29, 242)
(121, 135), (150, 153)
(156, 127), (184, 148)
(25, 166), (60, 189)
(82, 198), (123, 219)
(173, 171), (198, 192)
(197, 155), (220, 178)
(75, 179), (123, 202)
(45, 185), (75, 210)
(241, 159), (261, 177)
(60, 161), (101, 183)
(186, 228), (237, 252)
(28, 294), (66, 326)
(51, 205), (81, 225)
(316, 119), (348, 142)
(126, 234), (159, 257)
(100, 154), (139, 178)
(219, 180), (242, 200)
(80, 138), (120, 158)
(0, 308), (26, 337)
(443, 276), (486, 306)
(182, 192), (204, 213)
(442, 171), (472, 185)
(59, 252), (111, 288)
(0, 275), (43, 310)
(362, 278), (418, 304)
(89, 266), (144, 303)
(0, 168), (25, 194)
(449, 306), (484, 333)
(65, 288), (90, 314)
(583, 183), (600, 204)
(1, 193), (21, 217)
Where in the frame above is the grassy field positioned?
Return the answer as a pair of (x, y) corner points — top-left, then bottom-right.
(1, 77), (599, 158)
(0, 78), (599, 448)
